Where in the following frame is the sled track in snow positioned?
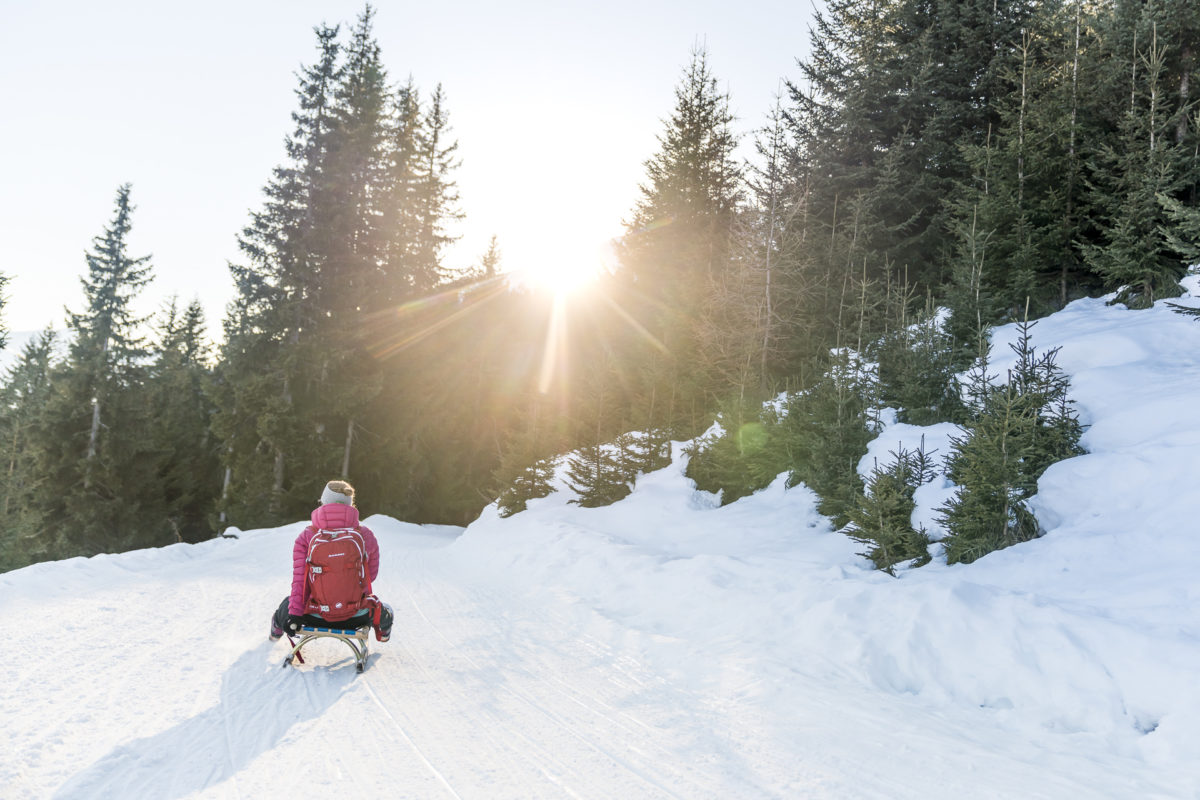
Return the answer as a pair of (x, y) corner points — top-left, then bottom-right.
(362, 679), (463, 799)
(364, 549), (783, 799)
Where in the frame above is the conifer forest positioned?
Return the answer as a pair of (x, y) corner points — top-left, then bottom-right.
(1, 1), (1198, 573)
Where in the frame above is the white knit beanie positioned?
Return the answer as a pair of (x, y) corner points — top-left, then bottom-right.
(321, 480), (355, 506)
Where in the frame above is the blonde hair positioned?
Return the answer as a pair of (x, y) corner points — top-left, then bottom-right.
(326, 480), (354, 497)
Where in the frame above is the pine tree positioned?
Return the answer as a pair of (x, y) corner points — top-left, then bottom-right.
(147, 299), (220, 543)
(217, 23), (343, 524)
(938, 318), (1083, 563)
(0, 329), (57, 570)
(478, 235), (501, 280)
(685, 398), (786, 504)
(31, 185), (159, 557)
(1084, 21), (1194, 307)
(494, 395), (559, 517)
(790, 0), (1037, 290)
(617, 47), (742, 434)
(381, 76), (424, 298)
(783, 353), (875, 528)
(846, 445), (934, 573)
(565, 441), (630, 508)
(875, 305), (966, 425)
(321, 5), (393, 313)
(216, 15), (401, 526)
(410, 84), (464, 289)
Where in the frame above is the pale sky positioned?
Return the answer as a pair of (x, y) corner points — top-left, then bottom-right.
(0, 0), (817, 339)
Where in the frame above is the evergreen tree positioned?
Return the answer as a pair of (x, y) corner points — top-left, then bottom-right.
(789, 0), (1037, 290)
(874, 305), (966, 425)
(321, 5), (393, 313)
(846, 444), (935, 573)
(478, 235), (501, 280)
(1084, 19), (1195, 307)
(381, 76), (425, 297)
(0, 329), (57, 570)
(617, 47), (742, 434)
(685, 398), (786, 504)
(32, 185), (159, 556)
(147, 299), (220, 542)
(410, 84), (464, 288)
(217, 22), (343, 524)
(782, 353), (876, 527)
(216, 14), (401, 526)
(565, 441), (630, 508)
(938, 318), (1083, 564)
(495, 398), (558, 518)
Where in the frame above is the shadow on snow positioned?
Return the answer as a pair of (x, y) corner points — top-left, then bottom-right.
(54, 641), (361, 800)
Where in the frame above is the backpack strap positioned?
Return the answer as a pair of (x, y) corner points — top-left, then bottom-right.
(364, 594), (382, 632)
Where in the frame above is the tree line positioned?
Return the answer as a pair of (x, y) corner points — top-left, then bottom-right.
(1, 0), (1198, 572)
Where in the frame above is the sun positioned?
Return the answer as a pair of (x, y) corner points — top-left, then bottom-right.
(510, 238), (611, 296)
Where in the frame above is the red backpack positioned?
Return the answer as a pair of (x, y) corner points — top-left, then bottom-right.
(304, 527), (372, 622)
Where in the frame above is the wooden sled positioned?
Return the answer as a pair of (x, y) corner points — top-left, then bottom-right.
(283, 623), (370, 673)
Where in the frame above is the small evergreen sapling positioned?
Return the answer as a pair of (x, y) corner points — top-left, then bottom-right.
(496, 457), (557, 518)
(938, 319), (1083, 564)
(565, 442), (631, 508)
(847, 442), (936, 574)
(685, 399), (786, 504)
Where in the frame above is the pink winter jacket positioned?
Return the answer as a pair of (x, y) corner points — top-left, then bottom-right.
(288, 503), (380, 615)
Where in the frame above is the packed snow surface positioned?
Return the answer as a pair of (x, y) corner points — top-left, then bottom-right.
(4, 280), (1200, 798)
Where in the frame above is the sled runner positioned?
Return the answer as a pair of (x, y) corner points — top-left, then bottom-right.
(283, 623), (370, 673)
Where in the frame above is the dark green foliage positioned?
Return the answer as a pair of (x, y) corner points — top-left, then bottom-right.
(618, 428), (673, 478)
(215, 10), (452, 527)
(847, 444), (934, 573)
(685, 399), (788, 504)
(565, 442), (631, 508)
(782, 355), (876, 528)
(0, 329), (57, 571)
(146, 299), (221, 543)
(496, 456), (556, 518)
(688, 353), (875, 527)
(790, 0), (1038, 291)
(25, 185), (167, 559)
(1084, 29), (1190, 308)
(874, 309), (966, 426)
(939, 319), (1084, 564)
(494, 396), (560, 518)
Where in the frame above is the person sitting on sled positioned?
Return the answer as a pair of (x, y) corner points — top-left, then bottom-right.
(270, 480), (394, 642)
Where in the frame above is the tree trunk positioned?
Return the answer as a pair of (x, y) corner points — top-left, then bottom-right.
(342, 419), (355, 477)
(271, 448), (285, 513)
(1178, 45), (1193, 145)
(1062, 0), (1082, 307)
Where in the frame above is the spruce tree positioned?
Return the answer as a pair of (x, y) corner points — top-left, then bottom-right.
(875, 305), (965, 425)
(0, 329), (57, 570)
(1084, 21), (1194, 307)
(938, 319), (1083, 564)
(846, 445), (934, 573)
(147, 299), (220, 542)
(410, 84), (464, 289)
(616, 47), (741, 435)
(32, 185), (159, 557)
(217, 22), (343, 525)
(685, 399), (786, 504)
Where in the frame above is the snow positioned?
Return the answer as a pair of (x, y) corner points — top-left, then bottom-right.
(4, 279), (1200, 798)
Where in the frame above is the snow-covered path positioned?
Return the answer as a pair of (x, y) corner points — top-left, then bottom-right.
(3, 512), (1191, 799)
(1, 524), (790, 799)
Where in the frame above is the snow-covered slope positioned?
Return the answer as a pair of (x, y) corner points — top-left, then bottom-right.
(4, 279), (1200, 799)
